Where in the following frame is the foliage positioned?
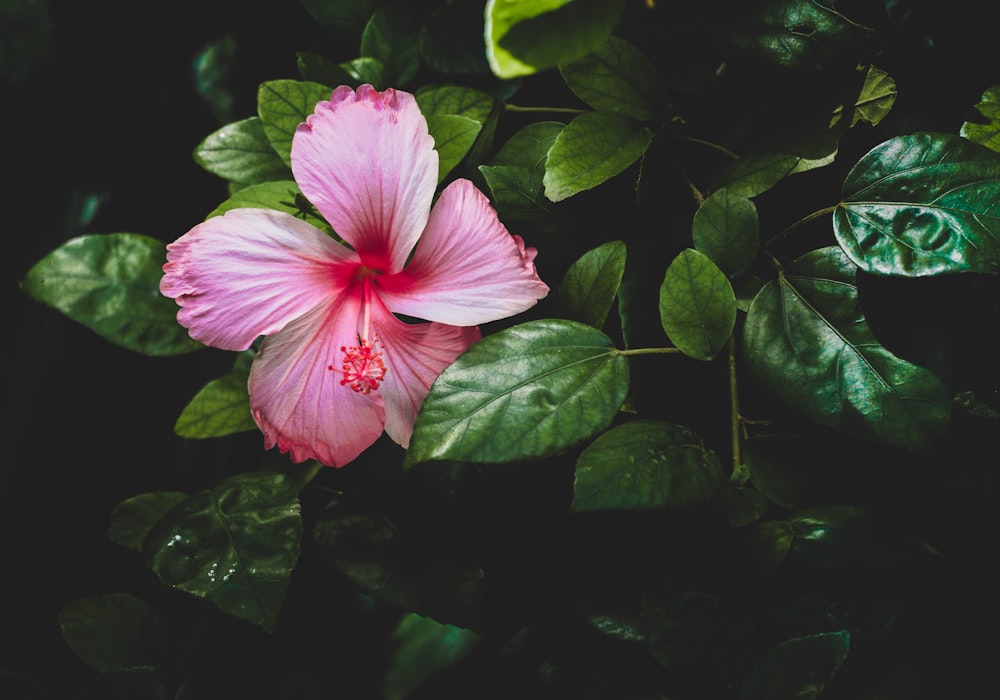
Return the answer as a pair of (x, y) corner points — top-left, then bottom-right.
(11, 0), (1000, 698)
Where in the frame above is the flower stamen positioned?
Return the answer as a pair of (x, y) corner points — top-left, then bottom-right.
(335, 339), (387, 393)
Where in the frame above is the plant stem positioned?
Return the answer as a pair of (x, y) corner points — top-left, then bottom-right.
(613, 347), (681, 356)
(765, 204), (839, 247)
(505, 104), (588, 115)
(728, 335), (741, 474)
(674, 134), (739, 159)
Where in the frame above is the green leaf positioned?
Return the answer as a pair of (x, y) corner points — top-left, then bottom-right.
(961, 85), (1000, 152)
(543, 111), (653, 201)
(192, 36), (237, 124)
(559, 35), (667, 120)
(691, 188), (760, 277)
(416, 84), (496, 125)
(144, 472), (302, 632)
(659, 249), (736, 361)
(849, 65), (897, 127)
(491, 121), (564, 170)
(193, 116), (292, 185)
(740, 631), (851, 700)
(742, 246), (951, 449)
(407, 319), (629, 465)
(485, 0), (625, 79)
(711, 151), (800, 198)
(835, 132), (1000, 276)
(478, 164), (556, 235)
(296, 50), (357, 87)
(420, 0), (492, 75)
(299, 0), (381, 40)
(174, 367), (257, 439)
(572, 419), (724, 511)
(339, 56), (390, 90)
(58, 593), (162, 673)
(109, 492), (188, 552)
(257, 80), (332, 167)
(384, 613), (481, 700)
(20, 233), (202, 356)
(424, 114), (482, 183)
(556, 240), (626, 328)
(360, 6), (421, 86)
(205, 180), (331, 235)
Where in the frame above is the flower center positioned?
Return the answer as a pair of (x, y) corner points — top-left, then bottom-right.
(328, 272), (387, 393)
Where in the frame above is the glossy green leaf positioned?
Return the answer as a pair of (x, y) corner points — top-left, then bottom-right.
(741, 631), (851, 700)
(424, 114), (482, 183)
(743, 247), (951, 448)
(205, 180), (330, 234)
(961, 85), (1000, 152)
(835, 132), (1000, 276)
(850, 65), (897, 127)
(711, 151), (800, 198)
(659, 249), (736, 361)
(58, 593), (161, 673)
(543, 111), (653, 201)
(174, 367), (257, 439)
(478, 164), (556, 235)
(787, 504), (925, 576)
(193, 116), (292, 184)
(408, 319), (630, 465)
(572, 419), (724, 511)
(384, 613), (481, 700)
(109, 491), (188, 552)
(556, 240), (626, 328)
(416, 84), (496, 125)
(559, 35), (667, 119)
(420, 0), (492, 75)
(491, 121), (564, 170)
(692, 187), (760, 277)
(144, 472), (302, 632)
(339, 56), (389, 89)
(360, 5), (421, 86)
(485, 0), (625, 79)
(20, 233), (202, 356)
(257, 80), (332, 167)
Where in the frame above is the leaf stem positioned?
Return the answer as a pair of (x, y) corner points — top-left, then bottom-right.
(505, 104), (588, 115)
(613, 347), (682, 356)
(728, 335), (741, 474)
(673, 134), (739, 159)
(766, 204), (840, 247)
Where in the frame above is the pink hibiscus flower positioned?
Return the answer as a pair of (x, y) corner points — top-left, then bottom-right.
(160, 85), (549, 467)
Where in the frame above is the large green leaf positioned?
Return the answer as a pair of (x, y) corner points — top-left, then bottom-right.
(108, 492), (188, 552)
(20, 233), (202, 356)
(407, 319), (630, 465)
(491, 121), (564, 170)
(418, 85), (498, 179)
(835, 132), (1000, 276)
(692, 188), (760, 277)
(960, 85), (1000, 152)
(360, 5), (421, 86)
(257, 80), (332, 167)
(659, 249), (736, 361)
(555, 240), (627, 328)
(425, 114), (482, 183)
(572, 419), (724, 512)
(485, 0), (625, 79)
(543, 111), (653, 201)
(193, 116), (292, 184)
(416, 84), (495, 125)
(144, 472), (302, 632)
(384, 613), (481, 700)
(174, 366), (257, 439)
(559, 35), (667, 120)
(740, 631), (851, 700)
(478, 165), (555, 235)
(742, 246), (951, 448)
(58, 593), (162, 673)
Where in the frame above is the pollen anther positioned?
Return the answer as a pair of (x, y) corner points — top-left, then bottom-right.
(338, 339), (387, 393)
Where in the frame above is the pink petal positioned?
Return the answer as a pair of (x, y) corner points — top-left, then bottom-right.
(249, 292), (386, 467)
(377, 179), (549, 326)
(367, 293), (480, 448)
(160, 208), (358, 351)
(292, 85), (438, 274)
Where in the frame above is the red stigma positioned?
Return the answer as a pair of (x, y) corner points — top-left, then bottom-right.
(337, 339), (387, 394)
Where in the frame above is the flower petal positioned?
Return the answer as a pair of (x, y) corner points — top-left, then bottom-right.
(160, 208), (358, 351)
(368, 293), (480, 448)
(292, 84), (438, 274)
(377, 179), (549, 326)
(249, 291), (386, 467)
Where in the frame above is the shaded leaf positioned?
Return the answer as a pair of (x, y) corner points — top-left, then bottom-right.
(961, 85), (1000, 152)
(174, 366), (257, 439)
(835, 132), (1000, 276)
(711, 151), (800, 198)
(416, 84), (495, 125)
(559, 35), (668, 119)
(296, 50), (357, 87)
(849, 65), (897, 127)
(361, 5), (421, 86)
(109, 492), (189, 552)
(555, 240), (627, 328)
(728, 520), (794, 592)
(485, 0), (625, 79)
(193, 116), (292, 184)
(58, 593), (162, 673)
(339, 56), (390, 89)
(741, 631), (851, 700)
(192, 36), (237, 124)
(572, 419), (724, 511)
(425, 114), (482, 182)
(421, 0), (492, 75)
(543, 111), (653, 201)
(491, 121), (564, 170)
(659, 248), (736, 361)
(257, 80), (332, 167)
(384, 613), (481, 700)
(644, 592), (726, 673)
(144, 472), (302, 632)
(742, 247), (951, 448)
(20, 233), (202, 356)
(408, 319), (629, 465)
(692, 188), (760, 277)
(478, 164), (556, 235)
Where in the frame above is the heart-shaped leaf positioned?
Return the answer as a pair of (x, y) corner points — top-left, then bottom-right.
(408, 319), (630, 465)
